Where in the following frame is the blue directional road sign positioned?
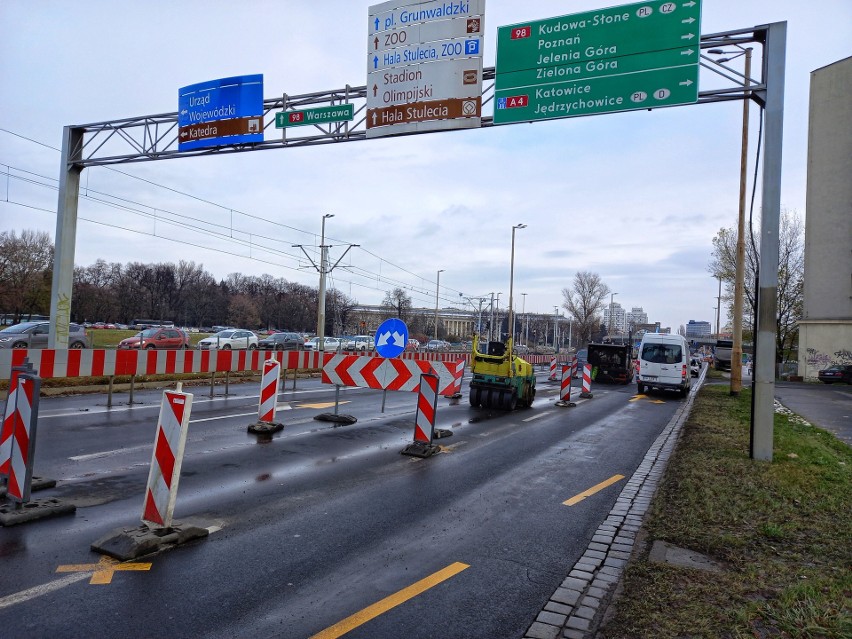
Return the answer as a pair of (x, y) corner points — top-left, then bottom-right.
(178, 74), (264, 151)
(374, 318), (409, 359)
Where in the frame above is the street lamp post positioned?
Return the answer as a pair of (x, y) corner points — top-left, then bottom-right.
(434, 269), (444, 342)
(507, 224), (526, 352)
(553, 306), (559, 351)
(521, 292), (527, 345)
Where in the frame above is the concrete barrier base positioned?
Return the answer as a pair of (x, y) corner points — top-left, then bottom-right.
(92, 518), (211, 561)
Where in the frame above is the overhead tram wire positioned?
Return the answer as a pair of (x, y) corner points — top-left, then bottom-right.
(1, 165), (468, 307)
(2, 183), (457, 305)
(1, 128), (469, 301)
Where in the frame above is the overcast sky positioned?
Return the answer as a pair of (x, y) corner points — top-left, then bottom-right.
(1, 1), (849, 331)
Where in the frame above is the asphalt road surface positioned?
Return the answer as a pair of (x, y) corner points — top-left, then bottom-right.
(1, 370), (685, 639)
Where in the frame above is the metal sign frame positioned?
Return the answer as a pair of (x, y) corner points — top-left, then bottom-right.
(49, 24), (785, 462)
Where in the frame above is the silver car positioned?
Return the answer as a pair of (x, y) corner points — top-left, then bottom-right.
(0, 321), (91, 349)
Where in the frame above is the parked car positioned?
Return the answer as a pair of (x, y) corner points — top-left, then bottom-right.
(817, 364), (852, 384)
(0, 321), (91, 349)
(426, 339), (450, 351)
(258, 331), (305, 351)
(344, 335), (375, 352)
(304, 336), (342, 352)
(196, 329), (258, 350)
(117, 327), (189, 350)
(405, 338), (420, 352)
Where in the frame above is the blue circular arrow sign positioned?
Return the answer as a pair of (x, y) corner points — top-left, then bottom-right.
(374, 318), (409, 358)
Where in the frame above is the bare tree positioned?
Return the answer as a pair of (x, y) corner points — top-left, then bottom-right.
(561, 271), (610, 347)
(709, 209), (804, 362)
(382, 287), (412, 320)
(0, 229), (53, 321)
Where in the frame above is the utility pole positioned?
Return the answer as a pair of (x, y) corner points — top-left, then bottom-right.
(434, 269), (444, 342)
(293, 214), (357, 353)
(731, 47), (752, 395)
(715, 276), (722, 340)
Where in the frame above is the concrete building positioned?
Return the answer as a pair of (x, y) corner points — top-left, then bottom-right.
(685, 320), (712, 339)
(626, 307), (648, 327)
(798, 57), (852, 379)
(602, 302), (626, 334)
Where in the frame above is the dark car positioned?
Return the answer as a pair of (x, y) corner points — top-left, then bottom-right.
(0, 321), (91, 349)
(817, 364), (852, 384)
(118, 327), (190, 349)
(258, 331), (304, 351)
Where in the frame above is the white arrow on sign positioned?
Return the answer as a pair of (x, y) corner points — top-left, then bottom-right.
(679, 79), (694, 87)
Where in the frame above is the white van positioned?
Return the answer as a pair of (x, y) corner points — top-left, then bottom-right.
(637, 333), (691, 397)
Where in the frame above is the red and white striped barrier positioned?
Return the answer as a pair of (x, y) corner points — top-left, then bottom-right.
(321, 354), (464, 395)
(441, 359), (465, 398)
(571, 357), (578, 379)
(0, 349), (480, 382)
(0, 348), (319, 381)
(142, 388), (193, 528)
(549, 357), (558, 381)
(560, 365), (573, 403)
(2, 372), (41, 502)
(580, 363), (593, 399)
(401, 373), (440, 458)
(249, 359), (283, 434)
(257, 359), (281, 423)
(0, 368), (23, 478)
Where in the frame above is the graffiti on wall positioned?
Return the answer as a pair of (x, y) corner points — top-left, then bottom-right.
(806, 348), (852, 372)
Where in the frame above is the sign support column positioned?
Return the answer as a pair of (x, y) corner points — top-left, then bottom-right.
(49, 126), (84, 349)
(751, 21), (786, 462)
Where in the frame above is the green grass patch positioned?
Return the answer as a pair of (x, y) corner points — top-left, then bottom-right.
(599, 384), (852, 639)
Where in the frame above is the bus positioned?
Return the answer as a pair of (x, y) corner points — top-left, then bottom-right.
(131, 319), (175, 330)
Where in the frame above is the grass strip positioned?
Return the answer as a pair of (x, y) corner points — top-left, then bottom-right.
(599, 383), (851, 639)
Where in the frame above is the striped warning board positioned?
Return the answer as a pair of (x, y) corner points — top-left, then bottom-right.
(3, 372), (41, 502)
(414, 373), (439, 444)
(142, 389), (193, 528)
(321, 354), (464, 395)
(258, 359), (281, 423)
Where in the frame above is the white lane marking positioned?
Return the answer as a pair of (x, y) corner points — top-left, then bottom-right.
(190, 411), (257, 424)
(39, 385), (360, 419)
(69, 443), (153, 461)
(523, 411), (553, 422)
(0, 573), (89, 610)
(0, 526), (223, 610)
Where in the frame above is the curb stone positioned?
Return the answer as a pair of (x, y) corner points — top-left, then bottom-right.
(522, 370), (706, 639)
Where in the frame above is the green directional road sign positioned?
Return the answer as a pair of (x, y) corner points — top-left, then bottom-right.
(494, 0), (702, 123)
(494, 64), (698, 124)
(497, 0), (701, 74)
(275, 104), (354, 128)
(495, 45), (698, 90)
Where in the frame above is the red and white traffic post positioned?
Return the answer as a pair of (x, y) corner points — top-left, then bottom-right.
(548, 357), (558, 381)
(401, 373), (440, 458)
(1, 370), (41, 504)
(555, 364), (576, 407)
(579, 363), (594, 399)
(142, 386), (193, 529)
(248, 359), (284, 434)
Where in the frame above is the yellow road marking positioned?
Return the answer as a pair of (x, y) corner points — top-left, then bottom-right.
(563, 474), (625, 506)
(56, 555), (151, 585)
(309, 562), (470, 639)
(297, 401), (351, 409)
